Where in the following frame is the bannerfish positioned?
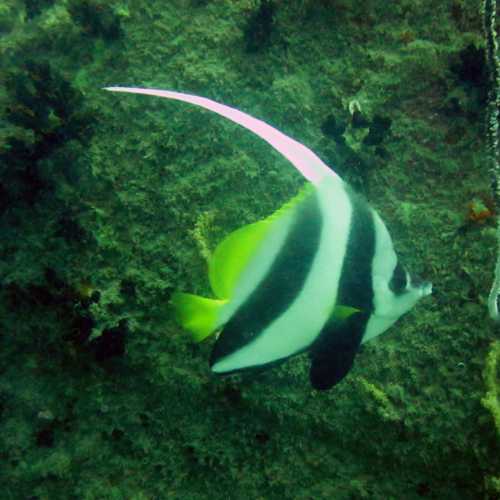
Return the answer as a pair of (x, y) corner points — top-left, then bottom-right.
(105, 87), (432, 390)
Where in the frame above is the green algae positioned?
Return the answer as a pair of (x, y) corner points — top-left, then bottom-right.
(0, 0), (498, 498)
(483, 340), (500, 433)
(483, 340), (500, 494)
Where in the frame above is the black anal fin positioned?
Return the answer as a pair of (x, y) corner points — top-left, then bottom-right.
(309, 312), (369, 390)
(310, 341), (358, 390)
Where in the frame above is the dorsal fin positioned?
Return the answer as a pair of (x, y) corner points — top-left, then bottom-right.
(104, 87), (339, 185)
(208, 185), (313, 299)
(208, 220), (272, 299)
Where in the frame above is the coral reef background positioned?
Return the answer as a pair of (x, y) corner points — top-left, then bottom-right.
(0, 0), (499, 498)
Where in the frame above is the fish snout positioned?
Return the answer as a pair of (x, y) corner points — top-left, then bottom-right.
(411, 274), (432, 296)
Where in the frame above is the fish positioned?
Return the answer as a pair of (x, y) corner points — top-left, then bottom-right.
(105, 87), (432, 390)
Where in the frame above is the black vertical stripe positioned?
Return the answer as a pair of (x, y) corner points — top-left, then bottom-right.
(308, 187), (376, 389)
(210, 189), (323, 369)
(336, 187), (375, 312)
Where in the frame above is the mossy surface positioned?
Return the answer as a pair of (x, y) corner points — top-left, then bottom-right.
(1, 0), (498, 498)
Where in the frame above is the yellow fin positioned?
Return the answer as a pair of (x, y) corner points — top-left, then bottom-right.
(331, 305), (361, 321)
(171, 292), (227, 342)
(208, 220), (272, 299)
(208, 184), (313, 299)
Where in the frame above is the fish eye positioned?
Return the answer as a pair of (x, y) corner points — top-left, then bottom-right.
(389, 262), (407, 294)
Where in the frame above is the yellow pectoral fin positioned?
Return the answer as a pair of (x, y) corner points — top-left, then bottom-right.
(331, 305), (361, 321)
(171, 292), (228, 342)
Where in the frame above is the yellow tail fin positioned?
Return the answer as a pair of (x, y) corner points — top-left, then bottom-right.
(171, 292), (227, 342)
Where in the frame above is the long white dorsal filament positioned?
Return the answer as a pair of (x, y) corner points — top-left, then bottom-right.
(104, 87), (338, 186)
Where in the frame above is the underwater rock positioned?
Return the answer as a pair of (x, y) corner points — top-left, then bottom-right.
(321, 114), (347, 144)
(68, 0), (122, 41)
(89, 320), (127, 362)
(2, 61), (94, 208)
(24, 0), (55, 20)
(363, 115), (392, 146)
(244, 0), (275, 53)
(449, 43), (488, 116)
(452, 43), (487, 89)
(35, 427), (54, 448)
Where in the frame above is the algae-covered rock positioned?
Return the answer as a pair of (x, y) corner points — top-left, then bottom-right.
(1, 0), (498, 498)
(483, 340), (500, 433)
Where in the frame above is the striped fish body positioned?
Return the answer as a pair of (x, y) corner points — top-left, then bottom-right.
(173, 175), (430, 390)
(211, 176), (351, 374)
(105, 87), (431, 390)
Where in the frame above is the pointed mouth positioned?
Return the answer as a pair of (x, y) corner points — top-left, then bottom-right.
(420, 281), (433, 296)
(410, 274), (432, 296)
